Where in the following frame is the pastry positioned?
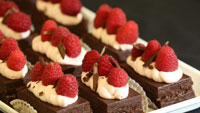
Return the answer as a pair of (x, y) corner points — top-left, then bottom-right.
(79, 49), (143, 113)
(23, 20), (87, 77)
(122, 40), (195, 108)
(82, 4), (139, 63)
(0, 38), (29, 105)
(17, 60), (91, 113)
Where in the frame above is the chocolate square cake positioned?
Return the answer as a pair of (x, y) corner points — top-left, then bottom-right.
(78, 78), (143, 113)
(121, 64), (195, 108)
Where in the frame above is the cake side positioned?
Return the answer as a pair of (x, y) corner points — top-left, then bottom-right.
(121, 63), (195, 108)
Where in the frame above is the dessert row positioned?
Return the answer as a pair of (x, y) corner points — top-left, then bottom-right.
(0, 0), (195, 113)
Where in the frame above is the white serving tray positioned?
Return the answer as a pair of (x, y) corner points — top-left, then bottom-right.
(0, 7), (200, 113)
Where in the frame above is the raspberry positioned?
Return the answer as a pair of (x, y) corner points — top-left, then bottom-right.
(156, 46), (178, 72)
(7, 50), (26, 71)
(94, 4), (112, 28)
(142, 40), (161, 62)
(42, 62), (63, 86)
(116, 21), (138, 44)
(106, 8), (126, 34)
(31, 62), (47, 81)
(98, 54), (119, 76)
(60, 0), (82, 16)
(6, 12), (32, 32)
(82, 50), (100, 72)
(0, 30), (4, 41)
(0, 1), (19, 17)
(63, 34), (81, 58)
(50, 0), (61, 3)
(50, 26), (70, 47)
(131, 43), (145, 58)
(41, 20), (58, 42)
(0, 38), (20, 60)
(56, 74), (78, 98)
(107, 68), (128, 87)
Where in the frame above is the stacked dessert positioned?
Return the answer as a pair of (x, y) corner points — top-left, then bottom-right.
(0, 1), (37, 51)
(24, 20), (86, 77)
(0, 36), (29, 104)
(17, 59), (91, 113)
(13, 0), (87, 36)
(79, 48), (143, 113)
(122, 40), (195, 108)
(83, 4), (139, 62)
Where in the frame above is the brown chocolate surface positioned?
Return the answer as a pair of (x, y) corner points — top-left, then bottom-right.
(82, 34), (131, 63)
(78, 78), (143, 113)
(0, 70), (30, 105)
(17, 88), (91, 113)
(121, 63), (195, 108)
(13, 0), (88, 36)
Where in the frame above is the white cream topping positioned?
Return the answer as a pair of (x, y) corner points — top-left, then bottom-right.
(0, 18), (31, 40)
(36, 0), (82, 26)
(92, 27), (133, 51)
(27, 81), (78, 107)
(126, 56), (183, 83)
(32, 35), (86, 65)
(81, 72), (129, 99)
(0, 62), (28, 79)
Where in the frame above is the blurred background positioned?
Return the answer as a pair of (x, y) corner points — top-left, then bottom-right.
(83, 0), (200, 71)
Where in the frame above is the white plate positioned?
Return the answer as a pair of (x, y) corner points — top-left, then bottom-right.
(1, 7), (200, 113)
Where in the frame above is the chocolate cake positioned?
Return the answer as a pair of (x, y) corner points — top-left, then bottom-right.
(78, 78), (143, 113)
(82, 34), (131, 63)
(121, 64), (195, 108)
(17, 88), (91, 113)
(12, 0), (88, 36)
(0, 71), (30, 105)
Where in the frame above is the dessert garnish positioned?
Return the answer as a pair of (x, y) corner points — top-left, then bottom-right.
(2, 7), (19, 24)
(0, 1), (19, 17)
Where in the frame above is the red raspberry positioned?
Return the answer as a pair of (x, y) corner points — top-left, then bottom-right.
(51, 26), (70, 46)
(106, 8), (126, 34)
(0, 38), (20, 60)
(0, 1), (19, 17)
(41, 20), (58, 42)
(116, 21), (138, 44)
(82, 50), (100, 72)
(63, 34), (81, 58)
(94, 4), (112, 28)
(50, 0), (61, 3)
(142, 40), (161, 62)
(98, 54), (119, 76)
(107, 68), (128, 87)
(31, 62), (47, 81)
(60, 0), (82, 16)
(131, 43), (145, 58)
(42, 62), (63, 86)
(56, 74), (78, 98)
(6, 12), (32, 32)
(156, 46), (178, 72)
(7, 50), (26, 71)
(0, 30), (4, 41)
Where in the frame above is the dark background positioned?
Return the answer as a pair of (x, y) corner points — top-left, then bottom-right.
(82, 0), (200, 113)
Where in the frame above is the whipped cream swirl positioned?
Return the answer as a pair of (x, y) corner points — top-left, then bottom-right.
(81, 72), (129, 99)
(126, 56), (183, 83)
(36, 0), (82, 25)
(0, 18), (31, 40)
(92, 27), (133, 51)
(32, 35), (86, 65)
(0, 62), (28, 79)
(27, 81), (78, 107)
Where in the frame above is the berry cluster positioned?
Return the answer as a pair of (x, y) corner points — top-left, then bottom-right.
(31, 60), (78, 98)
(82, 50), (128, 87)
(94, 4), (138, 45)
(41, 20), (82, 58)
(131, 40), (178, 72)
